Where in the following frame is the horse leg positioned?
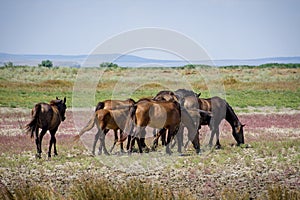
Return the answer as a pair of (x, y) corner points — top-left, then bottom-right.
(152, 129), (161, 150)
(92, 130), (101, 155)
(35, 128), (40, 158)
(129, 126), (143, 153)
(186, 126), (201, 154)
(99, 129), (109, 155)
(215, 127), (222, 149)
(208, 125), (216, 147)
(110, 129), (118, 153)
(140, 128), (149, 152)
(126, 135), (132, 151)
(165, 128), (174, 155)
(36, 129), (47, 159)
(119, 130), (125, 153)
(175, 126), (184, 153)
(191, 134), (201, 154)
(161, 128), (166, 146)
(48, 127), (58, 158)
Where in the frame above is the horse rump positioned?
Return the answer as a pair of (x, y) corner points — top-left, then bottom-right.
(25, 103), (42, 138)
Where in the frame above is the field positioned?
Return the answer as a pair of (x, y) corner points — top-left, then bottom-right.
(0, 65), (300, 199)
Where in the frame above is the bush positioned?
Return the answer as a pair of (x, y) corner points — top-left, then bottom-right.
(39, 60), (53, 68)
(99, 62), (119, 69)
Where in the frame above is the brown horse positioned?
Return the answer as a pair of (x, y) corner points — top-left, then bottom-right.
(154, 89), (245, 148)
(95, 98), (135, 111)
(77, 108), (130, 155)
(25, 97), (67, 159)
(126, 98), (200, 154)
(153, 89), (201, 152)
(93, 98), (136, 152)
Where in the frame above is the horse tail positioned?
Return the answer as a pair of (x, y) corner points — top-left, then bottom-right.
(74, 112), (97, 141)
(95, 101), (104, 111)
(118, 105), (137, 143)
(129, 104), (137, 120)
(25, 104), (41, 138)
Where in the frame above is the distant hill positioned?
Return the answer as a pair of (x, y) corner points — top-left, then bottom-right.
(0, 52), (299, 67)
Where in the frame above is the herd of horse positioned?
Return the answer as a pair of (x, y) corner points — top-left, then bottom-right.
(25, 89), (245, 159)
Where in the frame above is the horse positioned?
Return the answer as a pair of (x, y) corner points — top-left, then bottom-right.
(77, 108), (130, 155)
(95, 98), (135, 111)
(93, 98), (136, 152)
(126, 98), (200, 154)
(153, 89), (245, 149)
(198, 96), (245, 148)
(25, 97), (67, 159)
(152, 108), (212, 151)
(153, 89), (201, 152)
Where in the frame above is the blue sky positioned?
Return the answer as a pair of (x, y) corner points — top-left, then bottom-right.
(0, 0), (299, 60)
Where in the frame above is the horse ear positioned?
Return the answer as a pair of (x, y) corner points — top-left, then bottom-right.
(56, 96), (59, 100)
(197, 92), (201, 97)
(64, 97), (67, 103)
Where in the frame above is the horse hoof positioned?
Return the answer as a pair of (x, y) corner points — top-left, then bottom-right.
(196, 149), (201, 155)
(215, 145), (222, 150)
(35, 154), (42, 159)
(166, 150), (172, 155)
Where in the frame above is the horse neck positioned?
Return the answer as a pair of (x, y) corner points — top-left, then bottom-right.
(51, 104), (63, 122)
(225, 103), (240, 128)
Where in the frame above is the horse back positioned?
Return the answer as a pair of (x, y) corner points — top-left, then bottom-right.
(136, 101), (180, 128)
(104, 99), (134, 110)
(36, 103), (61, 130)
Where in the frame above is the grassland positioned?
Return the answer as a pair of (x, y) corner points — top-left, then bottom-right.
(0, 64), (300, 199)
(0, 64), (299, 109)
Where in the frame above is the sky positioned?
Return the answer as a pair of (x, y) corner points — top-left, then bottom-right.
(0, 0), (299, 60)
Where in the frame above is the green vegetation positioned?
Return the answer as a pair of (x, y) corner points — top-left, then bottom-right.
(0, 64), (299, 109)
(39, 60), (53, 68)
(99, 62), (120, 69)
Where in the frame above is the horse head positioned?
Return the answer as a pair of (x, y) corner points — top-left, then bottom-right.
(52, 97), (67, 121)
(234, 123), (245, 145)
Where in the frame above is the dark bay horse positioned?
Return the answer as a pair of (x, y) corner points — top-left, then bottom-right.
(153, 89), (245, 148)
(198, 96), (245, 148)
(25, 97), (67, 159)
(77, 108), (130, 155)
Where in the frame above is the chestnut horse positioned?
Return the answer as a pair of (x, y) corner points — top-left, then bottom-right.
(153, 89), (201, 152)
(25, 97), (67, 159)
(95, 98), (135, 111)
(77, 108), (130, 155)
(126, 98), (200, 154)
(93, 98), (136, 152)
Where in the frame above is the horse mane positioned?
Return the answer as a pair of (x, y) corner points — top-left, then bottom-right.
(136, 98), (153, 103)
(155, 90), (174, 96)
(50, 99), (62, 106)
(175, 89), (198, 98)
(126, 98), (136, 103)
(225, 102), (240, 125)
